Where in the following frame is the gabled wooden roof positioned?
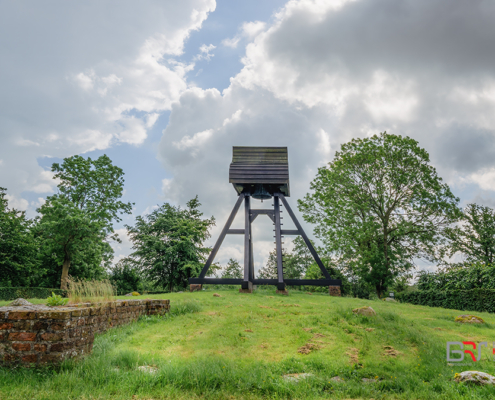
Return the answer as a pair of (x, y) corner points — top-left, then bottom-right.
(229, 146), (290, 196)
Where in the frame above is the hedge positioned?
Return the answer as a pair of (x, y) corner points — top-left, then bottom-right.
(0, 287), (67, 301)
(397, 289), (495, 314)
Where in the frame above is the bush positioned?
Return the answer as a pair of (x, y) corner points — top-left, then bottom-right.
(46, 292), (69, 306)
(0, 287), (67, 301)
(397, 288), (495, 313)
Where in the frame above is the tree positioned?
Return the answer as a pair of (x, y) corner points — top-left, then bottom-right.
(443, 203), (495, 265)
(109, 258), (142, 294)
(299, 132), (461, 297)
(221, 258), (243, 279)
(0, 188), (40, 286)
(126, 197), (214, 291)
(36, 155), (132, 289)
(257, 247), (304, 280)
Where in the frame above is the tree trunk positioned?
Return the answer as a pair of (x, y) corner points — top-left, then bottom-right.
(61, 258), (70, 290)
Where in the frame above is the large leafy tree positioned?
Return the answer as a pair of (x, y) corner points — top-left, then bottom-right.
(299, 132), (461, 297)
(126, 197), (214, 291)
(0, 188), (40, 286)
(443, 203), (495, 265)
(36, 155), (132, 289)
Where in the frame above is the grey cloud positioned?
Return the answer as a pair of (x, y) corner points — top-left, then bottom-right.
(269, 0), (495, 80)
(433, 125), (495, 173)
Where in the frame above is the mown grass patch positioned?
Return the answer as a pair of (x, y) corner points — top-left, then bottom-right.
(2, 291), (495, 399)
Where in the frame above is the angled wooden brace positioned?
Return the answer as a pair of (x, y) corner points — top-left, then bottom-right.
(198, 193), (245, 279)
(277, 193), (332, 280)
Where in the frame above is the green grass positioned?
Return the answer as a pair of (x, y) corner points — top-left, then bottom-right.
(2, 289), (495, 399)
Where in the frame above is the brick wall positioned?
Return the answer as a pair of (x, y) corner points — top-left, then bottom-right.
(0, 299), (169, 366)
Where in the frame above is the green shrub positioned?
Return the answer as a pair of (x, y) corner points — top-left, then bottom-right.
(0, 287), (67, 301)
(46, 292), (69, 307)
(397, 288), (495, 313)
(131, 291), (140, 296)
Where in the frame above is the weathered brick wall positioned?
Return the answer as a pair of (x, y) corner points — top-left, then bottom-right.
(0, 299), (169, 366)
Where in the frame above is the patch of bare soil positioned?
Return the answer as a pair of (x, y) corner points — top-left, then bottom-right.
(365, 328), (375, 332)
(244, 329), (253, 333)
(346, 347), (359, 364)
(259, 305), (279, 311)
(297, 342), (320, 354)
(281, 304), (300, 307)
(303, 328), (313, 332)
(383, 345), (402, 357)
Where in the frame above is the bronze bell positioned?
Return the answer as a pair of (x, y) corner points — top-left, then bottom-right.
(252, 184), (271, 200)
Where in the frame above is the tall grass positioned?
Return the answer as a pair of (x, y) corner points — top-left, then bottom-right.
(67, 277), (116, 304)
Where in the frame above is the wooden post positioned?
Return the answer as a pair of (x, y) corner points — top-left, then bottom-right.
(274, 195), (285, 291)
(241, 194), (253, 293)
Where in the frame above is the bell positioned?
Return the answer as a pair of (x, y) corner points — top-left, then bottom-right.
(252, 184), (272, 200)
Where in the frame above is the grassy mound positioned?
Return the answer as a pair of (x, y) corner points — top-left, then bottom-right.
(2, 290), (495, 399)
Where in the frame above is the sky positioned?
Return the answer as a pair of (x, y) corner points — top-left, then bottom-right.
(2, 0), (495, 275)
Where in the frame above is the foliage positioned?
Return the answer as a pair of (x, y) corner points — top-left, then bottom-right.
(0, 287), (66, 301)
(46, 291), (69, 306)
(304, 259), (351, 295)
(126, 197), (214, 291)
(221, 258), (243, 279)
(443, 203), (495, 265)
(416, 262), (495, 291)
(397, 288), (495, 314)
(392, 274), (412, 293)
(299, 132), (461, 298)
(132, 292), (140, 296)
(66, 277), (116, 303)
(259, 238), (313, 280)
(0, 187), (41, 287)
(36, 155), (132, 289)
(109, 259), (142, 294)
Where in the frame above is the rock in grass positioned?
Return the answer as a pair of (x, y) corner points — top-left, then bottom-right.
(455, 371), (495, 385)
(137, 365), (158, 374)
(455, 315), (484, 324)
(283, 373), (313, 382)
(213, 293), (221, 297)
(330, 376), (343, 382)
(352, 306), (376, 316)
(8, 298), (32, 306)
(383, 297), (396, 302)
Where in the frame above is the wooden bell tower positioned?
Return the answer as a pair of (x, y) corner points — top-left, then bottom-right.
(189, 146), (341, 294)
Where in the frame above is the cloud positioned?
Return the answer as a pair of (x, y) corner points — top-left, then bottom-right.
(222, 21), (266, 49)
(194, 44), (216, 61)
(0, 0), (216, 212)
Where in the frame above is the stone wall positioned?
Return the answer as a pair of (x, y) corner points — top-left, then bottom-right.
(0, 299), (169, 366)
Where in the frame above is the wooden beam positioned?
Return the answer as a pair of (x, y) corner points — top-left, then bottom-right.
(243, 195), (251, 289)
(227, 229), (244, 234)
(281, 229), (300, 235)
(274, 195), (285, 290)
